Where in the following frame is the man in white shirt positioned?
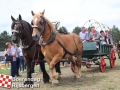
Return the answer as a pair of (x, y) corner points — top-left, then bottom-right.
(79, 27), (89, 42)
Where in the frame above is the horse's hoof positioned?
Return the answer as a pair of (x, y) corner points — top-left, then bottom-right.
(51, 83), (58, 87)
(24, 81), (33, 85)
(74, 76), (76, 79)
(57, 75), (61, 80)
(43, 79), (50, 83)
(59, 73), (62, 75)
(76, 78), (83, 82)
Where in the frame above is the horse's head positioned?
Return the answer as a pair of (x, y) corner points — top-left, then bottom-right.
(31, 10), (55, 41)
(31, 10), (46, 40)
(11, 15), (26, 43)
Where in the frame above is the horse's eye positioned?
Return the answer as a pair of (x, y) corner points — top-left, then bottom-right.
(40, 18), (44, 24)
(40, 21), (42, 24)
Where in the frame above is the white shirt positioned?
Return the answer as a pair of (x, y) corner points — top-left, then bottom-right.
(18, 47), (23, 56)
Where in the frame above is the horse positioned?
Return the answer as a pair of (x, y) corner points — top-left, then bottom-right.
(11, 14), (61, 84)
(115, 43), (120, 59)
(31, 10), (83, 86)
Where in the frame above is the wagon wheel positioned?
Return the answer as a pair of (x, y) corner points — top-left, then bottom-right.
(85, 61), (91, 68)
(99, 57), (105, 72)
(110, 49), (116, 68)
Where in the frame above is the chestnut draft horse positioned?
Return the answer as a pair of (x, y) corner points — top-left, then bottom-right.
(11, 15), (61, 84)
(31, 10), (83, 86)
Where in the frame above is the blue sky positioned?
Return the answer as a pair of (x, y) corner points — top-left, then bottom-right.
(0, 0), (120, 34)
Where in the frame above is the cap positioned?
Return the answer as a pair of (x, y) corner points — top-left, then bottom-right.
(5, 42), (11, 46)
(81, 26), (85, 29)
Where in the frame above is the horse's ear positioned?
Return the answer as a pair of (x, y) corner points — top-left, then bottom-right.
(31, 10), (35, 16)
(11, 15), (15, 21)
(19, 14), (22, 20)
(41, 9), (45, 16)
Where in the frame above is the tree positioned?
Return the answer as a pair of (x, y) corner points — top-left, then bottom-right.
(58, 26), (69, 34)
(111, 25), (120, 43)
(0, 31), (11, 51)
(72, 26), (81, 35)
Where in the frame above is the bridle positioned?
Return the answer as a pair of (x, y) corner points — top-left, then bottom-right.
(11, 20), (34, 49)
(12, 20), (26, 41)
(32, 16), (46, 36)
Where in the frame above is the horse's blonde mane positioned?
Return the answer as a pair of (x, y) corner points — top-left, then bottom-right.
(44, 17), (55, 32)
(36, 13), (55, 32)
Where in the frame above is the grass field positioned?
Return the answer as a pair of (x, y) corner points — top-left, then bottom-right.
(0, 56), (120, 90)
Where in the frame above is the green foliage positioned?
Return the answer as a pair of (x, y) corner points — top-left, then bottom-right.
(58, 26), (69, 34)
(0, 31), (11, 51)
(111, 25), (120, 43)
(88, 27), (91, 33)
(72, 26), (81, 35)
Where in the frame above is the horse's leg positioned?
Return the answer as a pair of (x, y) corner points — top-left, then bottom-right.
(55, 61), (61, 80)
(75, 54), (82, 79)
(68, 56), (78, 78)
(49, 58), (61, 86)
(24, 60), (33, 84)
(40, 62), (50, 83)
(31, 61), (35, 73)
(55, 61), (61, 75)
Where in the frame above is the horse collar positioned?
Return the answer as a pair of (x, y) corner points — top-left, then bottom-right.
(39, 32), (56, 46)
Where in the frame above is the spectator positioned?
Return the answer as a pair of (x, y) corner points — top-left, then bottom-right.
(100, 30), (109, 44)
(18, 46), (24, 72)
(90, 26), (99, 41)
(4, 42), (16, 77)
(79, 27), (89, 42)
(4, 49), (10, 70)
(12, 43), (21, 77)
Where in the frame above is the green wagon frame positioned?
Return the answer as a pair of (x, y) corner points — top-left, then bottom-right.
(81, 42), (116, 72)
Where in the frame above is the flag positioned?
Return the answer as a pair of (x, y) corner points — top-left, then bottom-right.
(0, 74), (12, 88)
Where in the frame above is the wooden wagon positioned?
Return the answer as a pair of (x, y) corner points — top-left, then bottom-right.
(81, 42), (116, 72)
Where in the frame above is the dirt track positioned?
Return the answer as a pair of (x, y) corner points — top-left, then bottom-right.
(1, 59), (120, 90)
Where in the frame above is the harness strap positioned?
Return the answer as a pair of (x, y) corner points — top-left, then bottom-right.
(39, 32), (56, 46)
(68, 35), (78, 51)
(57, 40), (82, 58)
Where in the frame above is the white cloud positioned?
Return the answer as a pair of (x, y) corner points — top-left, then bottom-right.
(0, 0), (120, 34)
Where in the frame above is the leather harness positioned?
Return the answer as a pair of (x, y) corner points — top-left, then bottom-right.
(39, 32), (82, 58)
